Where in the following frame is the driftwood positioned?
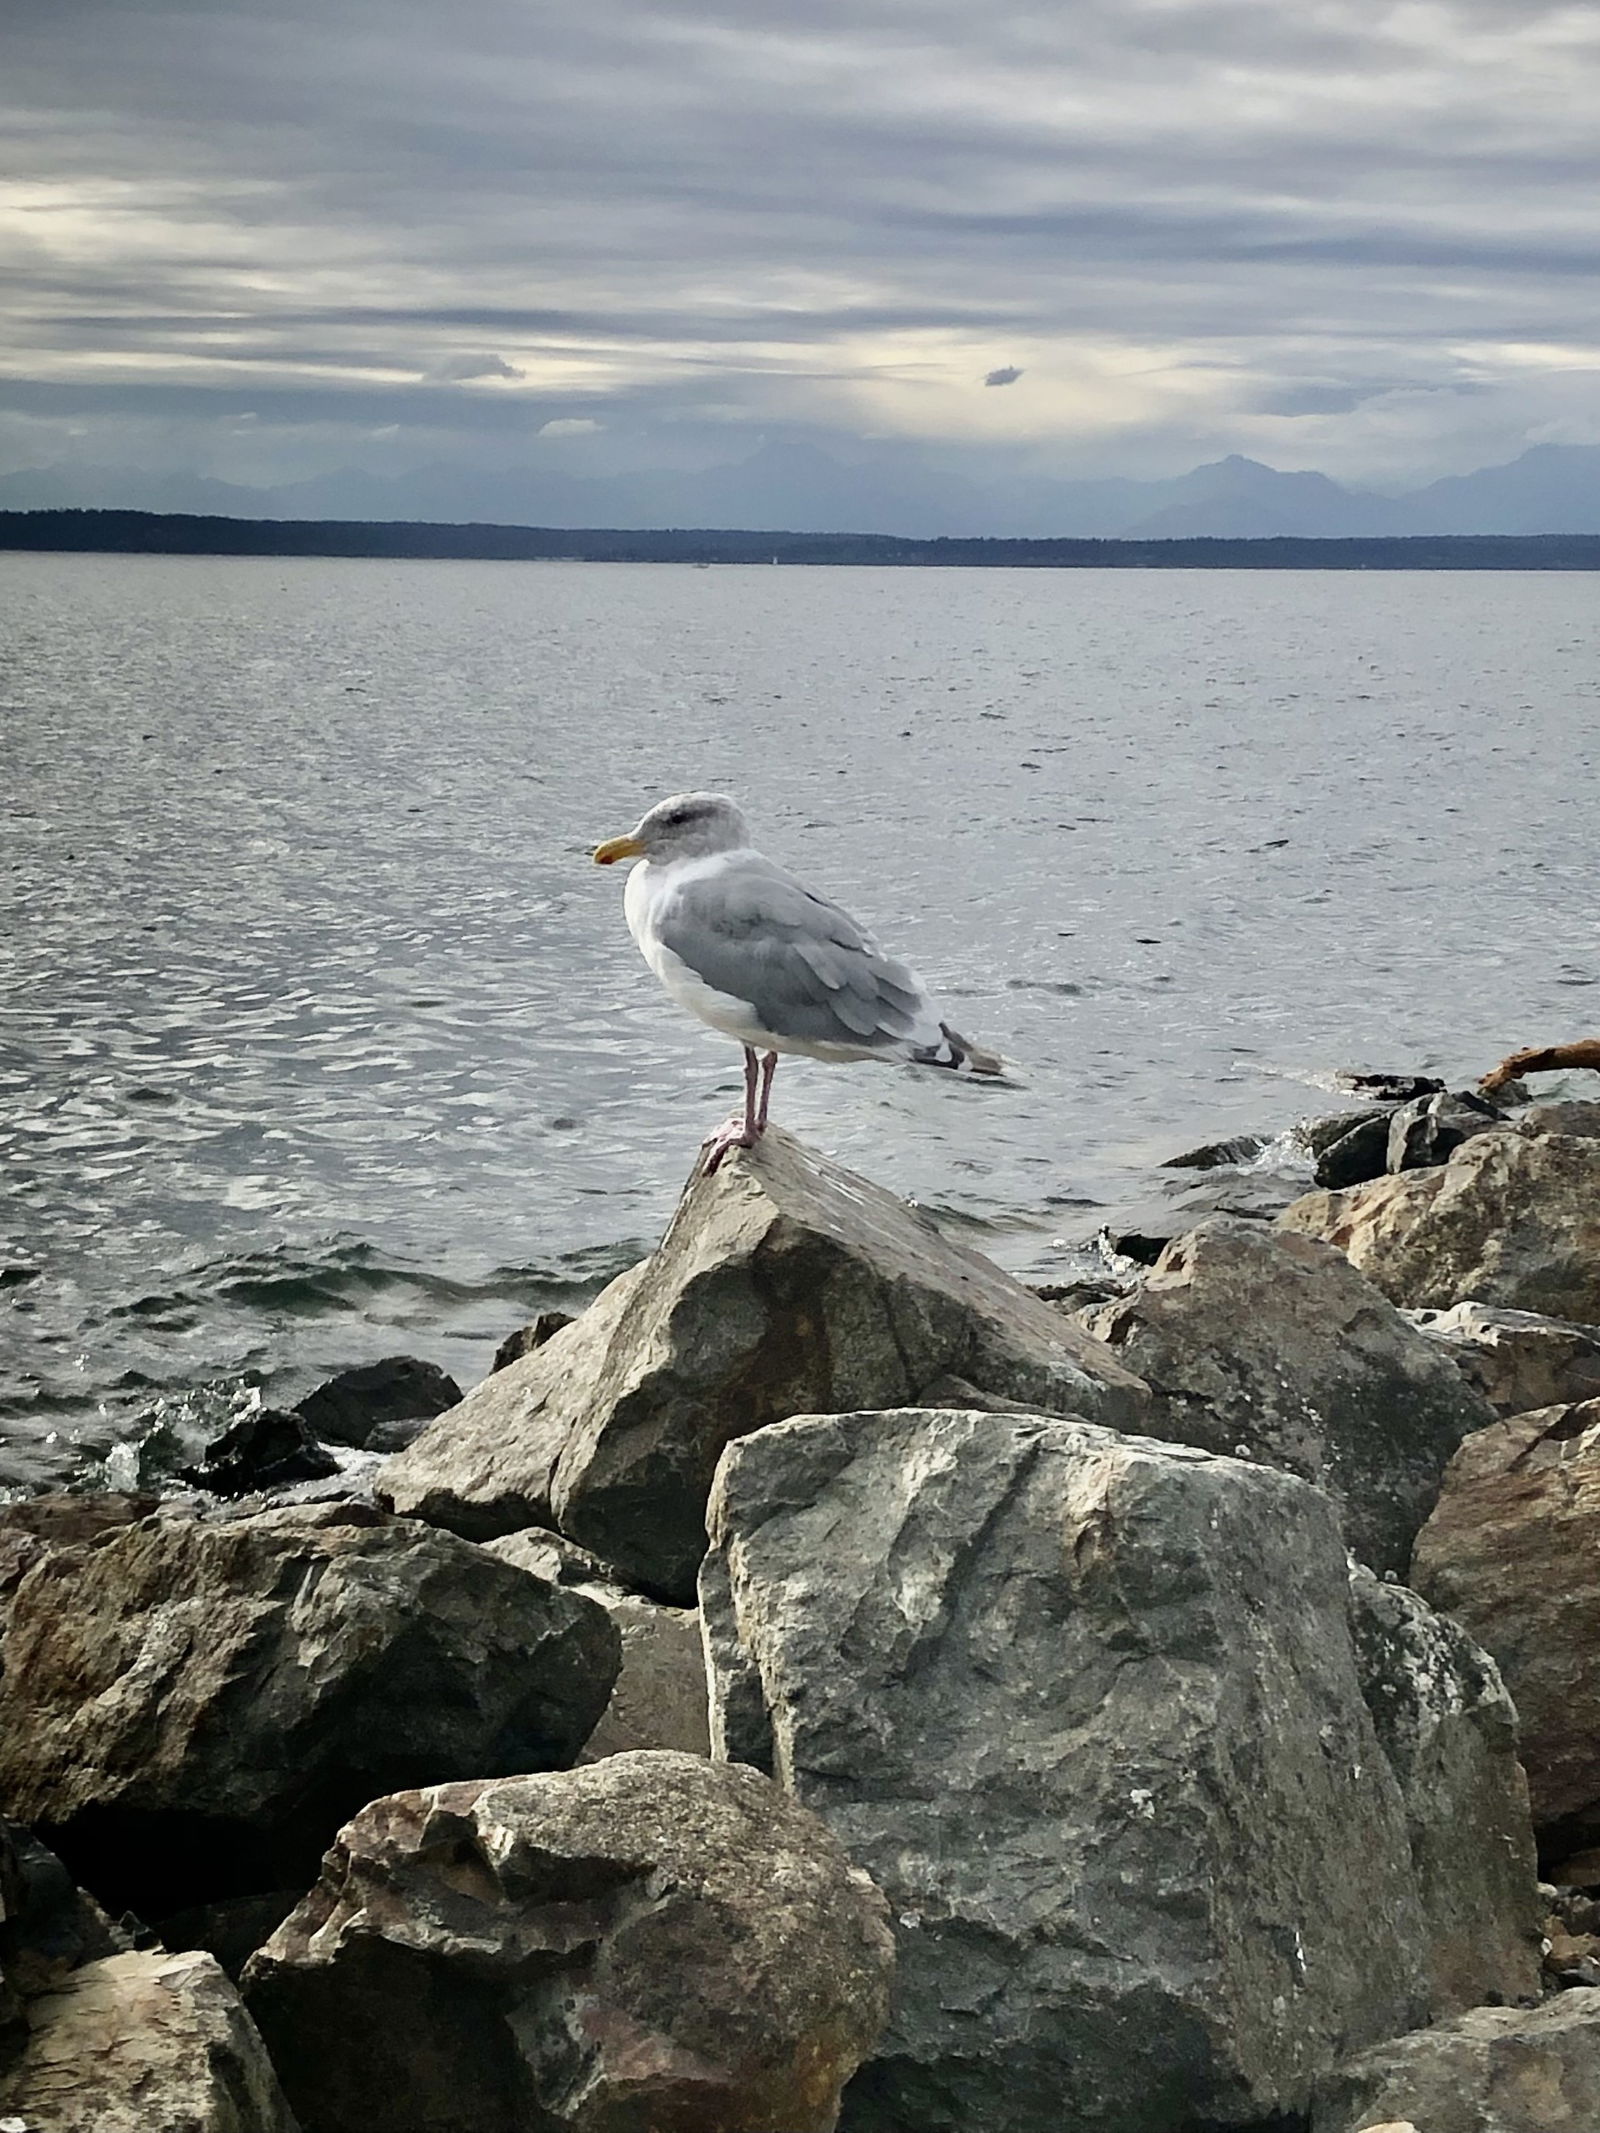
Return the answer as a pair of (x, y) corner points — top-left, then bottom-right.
(1480, 1039), (1600, 1095)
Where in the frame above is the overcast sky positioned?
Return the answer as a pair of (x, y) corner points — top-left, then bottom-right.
(5, 0), (1600, 493)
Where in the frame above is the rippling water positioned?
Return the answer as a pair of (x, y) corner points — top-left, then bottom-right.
(2, 552), (1596, 1483)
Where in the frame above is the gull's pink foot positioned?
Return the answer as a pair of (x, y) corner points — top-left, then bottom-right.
(701, 1116), (758, 1174)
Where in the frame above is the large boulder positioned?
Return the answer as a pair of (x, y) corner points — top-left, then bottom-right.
(485, 1531), (710, 1760)
(1311, 1993), (1600, 2133)
(1083, 1219), (1494, 1575)
(242, 1751), (895, 2133)
(0, 1502), (619, 1917)
(699, 1406), (1526, 2133)
(0, 1948), (297, 2133)
(1407, 1299), (1600, 1417)
(1410, 1398), (1600, 1847)
(1281, 1124), (1600, 1319)
(382, 1126), (1148, 1601)
(1344, 1567), (1541, 2012)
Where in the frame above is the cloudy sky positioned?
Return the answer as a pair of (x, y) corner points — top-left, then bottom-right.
(5, 0), (1600, 499)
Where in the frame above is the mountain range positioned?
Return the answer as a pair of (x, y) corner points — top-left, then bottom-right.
(2, 441), (1597, 540)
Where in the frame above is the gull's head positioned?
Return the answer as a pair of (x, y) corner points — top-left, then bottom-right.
(593, 791), (750, 866)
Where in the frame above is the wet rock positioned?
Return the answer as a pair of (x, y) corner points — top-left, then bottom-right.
(703, 1407), (1439, 2133)
(1410, 1399), (1600, 1847)
(1083, 1219), (1494, 1575)
(243, 1751), (894, 2133)
(0, 1947), (297, 2133)
(178, 1406), (340, 1496)
(1314, 1109), (1397, 1189)
(1310, 1992), (1600, 2133)
(1346, 1566), (1541, 2013)
(383, 1125), (1148, 1602)
(1098, 1167), (1303, 1265)
(1406, 1300), (1600, 1417)
(1281, 1126), (1600, 1319)
(1386, 1088), (1505, 1173)
(0, 1502), (620, 1918)
(1333, 1071), (1446, 1103)
(491, 1311), (574, 1373)
(1159, 1132), (1269, 1170)
(487, 1531), (710, 1761)
(293, 1356), (461, 1450)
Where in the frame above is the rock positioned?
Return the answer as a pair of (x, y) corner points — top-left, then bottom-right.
(0, 1820), (129, 2006)
(152, 1892), (304, 1984)
(1083, 1219), (1495, 1575)
(0, 1494), (159, 1603)
(1406, 1301), (1600, 1416)
(0, 1948), (297, 2133)
(1410, 1399), (1600, 1847)
(1314, 1110), (1398, 1189)
(1345, 1567), (1541, 2012)
(490, 1311), (574, 1373)
(382, 1125), (1148, 1602)
(242, 1751), (894, 2133)
(1159, 1132), (1269, 1170)
(1518, 1098), (1600, 1139)
(1281, 1126), (1600, 1319)
(1386, 1088), (1505, 1173)
(1333, 1071), (1446, 1103)
(486, 1531), (710, 1761)
(177, 1406), (340, 1496)
(293, 1357), (462, 1450)
(0, 1502), (620, 1918)
(703, 1407), (1444, 2133)
(1098, 1167), (1304, 1265)
(1310, 1993), (1600, 2133)
(1297, 1107), (1376, 1160)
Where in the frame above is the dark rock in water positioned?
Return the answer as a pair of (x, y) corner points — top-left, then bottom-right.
(1099, 1167), (1304, 1265)
(1159, 1132), (1269, 1170)
(293, 1356), (462, 1449)
(1334, 1069), (1447, 1102)
(1387, 1087), (1505, 1172)
(0, 1947), (297, 2133)
(703, 1407), (1455, 2133)
(1311, 1992), (1600, 2133)
(1297, 1108), (1376, 1160)
(0, 1501), (620, 1918)
(243, 1752), (894, 2133)
(1314, 1108), (1397, 1188)
(178, 1406), (339, 1496)
(382, 1125), (1148, 1603)
(1084, 1218), (1497, 1576)
(1345, 1566), (1541, 2014)
(491, 1310), (575, 1373)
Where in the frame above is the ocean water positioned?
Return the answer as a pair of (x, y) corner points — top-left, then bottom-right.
(2, 552), (1596, 1485)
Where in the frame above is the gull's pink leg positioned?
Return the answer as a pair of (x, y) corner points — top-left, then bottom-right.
(754, 1049), (778, 1131)
(702, 1046), (761, 1173)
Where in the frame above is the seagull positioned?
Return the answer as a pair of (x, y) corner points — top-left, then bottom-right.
(594, 792), (1002, 1170)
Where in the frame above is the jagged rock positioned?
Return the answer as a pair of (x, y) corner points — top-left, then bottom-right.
(491, 1311), (574, 1373)
(177, 1406), (340, 1496)
(0, 1948), (297, 2133)
(382, 1126), (1148, 1602)
(1314, 1109), (1399, 1188)
(0, 1502), (619, 1918)
(1310, 1993), (1600, 2133)
(1082, 1219), (1494, 1575)
(293, 1357), (461, 1450)
(1410, 1399), (1600, 1847)
(702, 1407), (1453, 2133)
(0, 1494), (159, 1603)
(1281, 1126), (1600, 1319)
(243, 1751), (894, 2133)
(1406, 1300), (1600, 1416)
(487, 1531), (710, 1760)
(1345, 1567), (1541, 2012)
(1386, 1088), (1504, 1173)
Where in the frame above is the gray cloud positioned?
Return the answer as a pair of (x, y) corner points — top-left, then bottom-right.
(984, 367), (1023, 387)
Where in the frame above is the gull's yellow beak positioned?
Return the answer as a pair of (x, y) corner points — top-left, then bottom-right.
(593, 833), (646, 866)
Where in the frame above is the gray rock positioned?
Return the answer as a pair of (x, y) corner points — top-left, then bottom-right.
(0, 1819), (131, 2073)
(1406, 1300), (1600, 1416)
(1386, 1088), (1505, 1173)
(382, 1125), (1148, 1601)
(486, 1531), (710, 1761)
(0, 1948), (298, 2133)
(1281, 1126), (1600, 1319)
(1082, 1219), (1495, 1575)
(702, 1407), (1437, 2133)
(1345, 1566), (1541, 2013)
(1311, 1992), (1600, 2133)
(1159, 1132), (1270, 1170)
(1313, 1109), (1397, 1188)
(1410, 1399), (1600, 1847)
(293, 1357), (461, 1450)
(1097, 1169), (1301, 1265)
(1519, 1098), (1600, 1139)
(490, 1310), (575, 1373)
(243, 1752), (895, 2133)
(0, 1502), (620, 1918)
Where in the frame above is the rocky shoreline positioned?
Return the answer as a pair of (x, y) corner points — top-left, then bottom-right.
(2, 1065), (1599, 2130)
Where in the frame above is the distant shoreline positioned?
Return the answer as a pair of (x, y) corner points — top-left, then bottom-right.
(3, 508), (1600, 570)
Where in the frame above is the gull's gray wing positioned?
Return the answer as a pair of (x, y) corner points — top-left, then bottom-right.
(655, 854), (931, 1051)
